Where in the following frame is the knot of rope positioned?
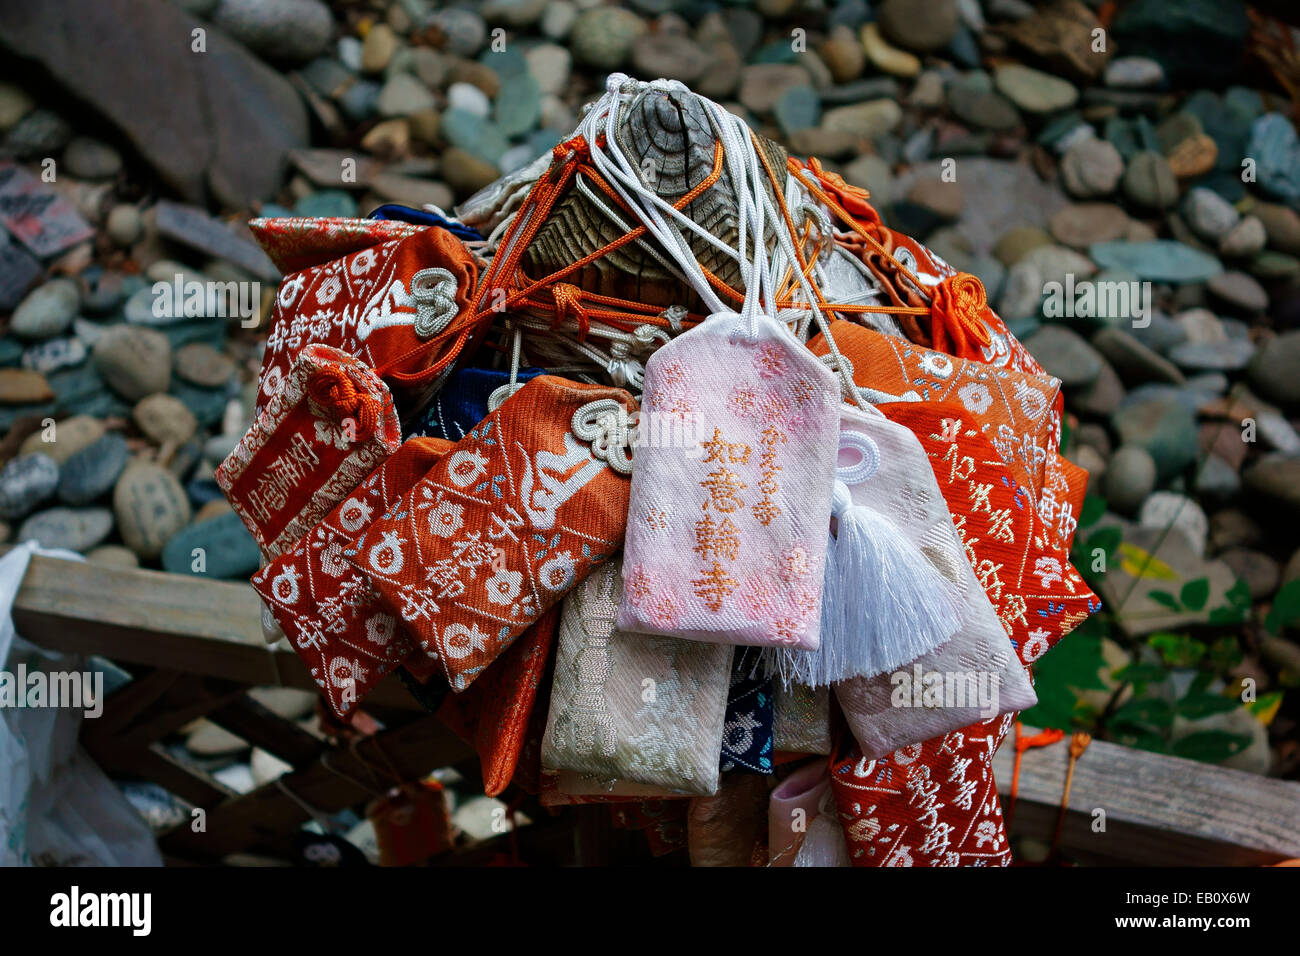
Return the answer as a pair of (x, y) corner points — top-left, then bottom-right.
(929, 271), (993, 357)
(551, 282), (592, 342)
(307, 365), (380, 437)
(551, 133), (590, 171)
(799, 156), (878, 225)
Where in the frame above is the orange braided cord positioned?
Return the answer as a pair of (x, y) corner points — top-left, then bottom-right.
(930, 271), (993, 356)
(308, 365), (381, 435)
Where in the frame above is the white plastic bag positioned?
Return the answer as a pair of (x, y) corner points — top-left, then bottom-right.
(0, 543), (162, 866)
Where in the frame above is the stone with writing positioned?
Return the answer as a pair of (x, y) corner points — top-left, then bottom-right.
(92, 325), (171, 401)
(18, 414), (104, 465)
(113, 460), (192, 559)
(58, 431), (128, 505)
(18, 506), (113, 552)
(0, 452), (59, 519)
(21, 336), (88, 375)
(10, 277), (79, 340)
(161, 510), (260, 579)
(0, 238), (42, 312)
(0, 162), (95, 259)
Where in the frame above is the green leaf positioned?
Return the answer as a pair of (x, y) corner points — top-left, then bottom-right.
(1078, 494), (1106, 531)
(1265, 579), (1300, 634)
(1113, 662), (1169, 685)
(1180, 577), (1210, 612)
(1171, 731), (1252, 764)
(1148, 589), (1181, 611)
(1246, 690), (1283, 724)
(1147, 632), (1206, 668)
(1121, 543), (1180, 580)
(1225, 577), (1253, 609)
(1208, 604), (1248, 625)
(1188, 670), (1215, 696)
(1110, 697), (1174, 729)
(1087, 525), (1121, 559)
(1206, 636), (1244, 673)
(1018, 615), (1109, 731)
(1019, 695), (1082, 733)
(1109, 724), (1167, 754)
(1175, 693), (1240, 719)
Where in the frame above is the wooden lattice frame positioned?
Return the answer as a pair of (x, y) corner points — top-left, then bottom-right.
(10, 552), (1300, 865)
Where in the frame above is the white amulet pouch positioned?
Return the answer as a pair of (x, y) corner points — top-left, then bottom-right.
(617, 311), (839, 649)
(764, 402), (964, 687)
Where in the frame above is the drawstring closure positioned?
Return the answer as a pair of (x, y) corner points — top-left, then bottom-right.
(929, 272), (993, 357)
(308, 365), (382, 436)
(551, 282), (591, 341)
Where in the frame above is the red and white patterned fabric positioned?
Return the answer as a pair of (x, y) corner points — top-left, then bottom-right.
(342, 375), (637, 692)
(249, 216), (426, 275)
(254, 223), (480, 417)
(437, 606), (560, 797)
(829, 401), (1099, 866)
(808, 320), (1084, 553)
(251, 436), (453, 718)
(793, 158), (1047, 379)
(217, 344), (402, 559)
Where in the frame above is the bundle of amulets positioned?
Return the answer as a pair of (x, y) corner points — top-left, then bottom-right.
(222, 75), (1099, 867)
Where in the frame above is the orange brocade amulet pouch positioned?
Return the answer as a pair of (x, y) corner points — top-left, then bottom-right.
(342, 375), (637, 692)
(217, 344), (403, 559)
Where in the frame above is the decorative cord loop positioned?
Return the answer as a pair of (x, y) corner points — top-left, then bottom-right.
(572, 399), (633, 475)
(411, 267), (459, 339)
(551, 282), (592, 341)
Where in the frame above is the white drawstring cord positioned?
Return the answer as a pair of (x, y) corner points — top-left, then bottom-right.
(490, 74), (912, 406)
(579, 75), (789, 331)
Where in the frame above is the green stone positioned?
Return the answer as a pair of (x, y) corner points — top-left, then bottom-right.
(161, 511), (260, 580)
(1088, 240), (1223, 283)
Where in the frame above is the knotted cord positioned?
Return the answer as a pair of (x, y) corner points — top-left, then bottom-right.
(307, 365), (383, 435)
(449, 75), (991, 404)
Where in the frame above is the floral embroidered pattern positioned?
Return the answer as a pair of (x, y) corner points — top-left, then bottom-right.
(217, 345), (402, 559)
(342, 376), (635, 692)
(541, 559), (732, 796)
(252, 223), (478, 416)
(250, 436), (453, 718)
(619, 313), (839, 649)
(831, 401), (1099, 867)
(807, 319), (1085, 554)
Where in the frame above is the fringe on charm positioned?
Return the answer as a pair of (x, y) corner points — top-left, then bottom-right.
(766, 480), (962, 688)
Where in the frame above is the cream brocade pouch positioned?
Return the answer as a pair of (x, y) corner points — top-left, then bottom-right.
(772, 683), (832, 755)
(541, 557), (733, 797)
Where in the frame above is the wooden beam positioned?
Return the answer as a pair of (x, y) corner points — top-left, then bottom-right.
(10, 551), (418, 709)
(993, 727), (1300, 866)
(158, 713), (475, 862)
(203, 694), (328, 767)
